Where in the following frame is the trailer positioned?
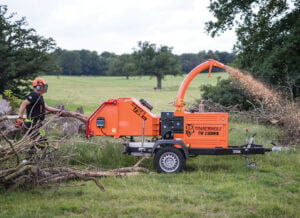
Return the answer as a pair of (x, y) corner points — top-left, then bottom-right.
(86, 59), (272, 173)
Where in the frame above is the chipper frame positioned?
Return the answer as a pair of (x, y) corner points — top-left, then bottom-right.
(86, 59), (272, 173)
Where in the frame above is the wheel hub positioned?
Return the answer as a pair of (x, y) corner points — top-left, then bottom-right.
(159, 152), (179, 173)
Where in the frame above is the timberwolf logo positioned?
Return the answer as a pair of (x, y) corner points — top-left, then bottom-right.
(186, 124), (194, 137)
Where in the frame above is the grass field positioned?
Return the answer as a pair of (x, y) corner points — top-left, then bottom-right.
(43, 73), (228, 115)
(1, 74), (300, 217)
(1, 141), (299, 217)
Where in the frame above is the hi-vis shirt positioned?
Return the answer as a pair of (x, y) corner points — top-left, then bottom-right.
(26, 91), (45, 123)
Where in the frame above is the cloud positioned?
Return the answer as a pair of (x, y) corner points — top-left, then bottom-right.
(2, 0), (236, 54)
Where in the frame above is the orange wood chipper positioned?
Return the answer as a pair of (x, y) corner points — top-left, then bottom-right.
(86, 59), (272, 173)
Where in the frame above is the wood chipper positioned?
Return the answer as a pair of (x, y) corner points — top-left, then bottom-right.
(86, 59), (272, 173)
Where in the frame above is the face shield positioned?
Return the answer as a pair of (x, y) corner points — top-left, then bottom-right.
(34, 84), (48, 93)
(43, 84), (48, 93)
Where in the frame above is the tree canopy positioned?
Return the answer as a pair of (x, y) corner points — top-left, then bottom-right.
(206, 0), (300, 99)
(133, 41), (182, 89)
(0, 5), (57, 98)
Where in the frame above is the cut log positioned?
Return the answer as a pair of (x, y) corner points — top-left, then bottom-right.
(59, 111), (87, 122)
(0, 115), (25, 121)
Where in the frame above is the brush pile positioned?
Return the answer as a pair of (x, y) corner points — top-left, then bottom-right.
(225, 66), (300, 142)
(0, 114), (150, 192)
(194, 99), (282, 124)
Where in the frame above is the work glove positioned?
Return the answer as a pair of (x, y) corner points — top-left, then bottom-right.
(50, 109), (62, 116)
(15, 117), (24, 128)
(56, 110), (63, 116)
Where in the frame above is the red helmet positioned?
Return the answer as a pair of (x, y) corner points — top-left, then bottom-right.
(32, 78), (48, 92)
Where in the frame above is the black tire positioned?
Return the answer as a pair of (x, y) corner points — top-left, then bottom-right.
(154, 146), (185, 173)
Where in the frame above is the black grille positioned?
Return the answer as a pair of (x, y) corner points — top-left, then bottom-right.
(160, 112), (184, 139)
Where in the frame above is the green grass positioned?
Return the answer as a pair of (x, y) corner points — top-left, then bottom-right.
(43, 73), (228, 115)
(1, 140), (299, 217)
(1, 74), (300, 217)
(1, 124), (299, 217)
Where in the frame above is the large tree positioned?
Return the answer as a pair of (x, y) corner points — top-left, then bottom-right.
(206, 0), (300, 99)
(0, 5), (57, 98)
(133, 41), (181, 89)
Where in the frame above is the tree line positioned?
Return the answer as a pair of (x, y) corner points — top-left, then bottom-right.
(49, 47), (235, 77)
(48, 42), (235, 90)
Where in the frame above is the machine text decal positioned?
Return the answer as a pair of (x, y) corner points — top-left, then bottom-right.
(186, 124), (222, 136)
(131, 102), (147, 120)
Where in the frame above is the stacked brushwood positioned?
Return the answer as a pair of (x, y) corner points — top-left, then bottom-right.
(193, 99), (282, 124)
(45, 106), (87, 136)
(0, 113), (150, 191)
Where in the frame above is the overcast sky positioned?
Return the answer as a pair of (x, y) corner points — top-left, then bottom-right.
(2, 0), (236, 54)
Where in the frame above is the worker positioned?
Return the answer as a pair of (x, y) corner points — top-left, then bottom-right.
(15, 78), (61, 160)
(15, 78), (61, 130)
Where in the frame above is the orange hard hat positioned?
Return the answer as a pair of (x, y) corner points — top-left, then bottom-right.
(32, 78), (46, 87)
(32, 78), (48, 92)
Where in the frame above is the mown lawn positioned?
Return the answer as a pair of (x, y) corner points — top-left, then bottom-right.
(1, 74), (300, 217)
(43, 73), (228, 115)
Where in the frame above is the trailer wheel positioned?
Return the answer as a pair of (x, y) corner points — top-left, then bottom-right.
(154, 146), (185, 173)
